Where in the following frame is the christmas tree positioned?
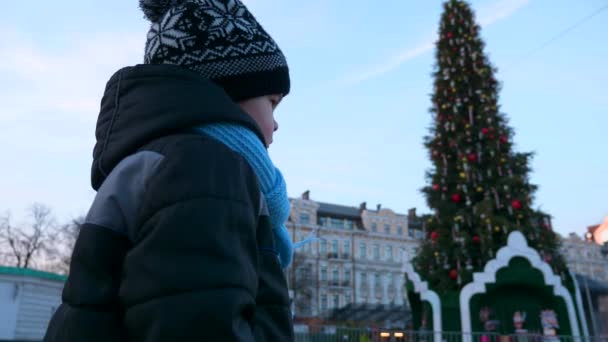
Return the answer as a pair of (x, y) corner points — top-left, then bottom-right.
(413, 0), (567, 293)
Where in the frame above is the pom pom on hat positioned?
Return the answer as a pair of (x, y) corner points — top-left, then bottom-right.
(139, 0), (188, 23)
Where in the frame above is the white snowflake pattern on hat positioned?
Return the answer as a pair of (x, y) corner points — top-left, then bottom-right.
(145, 7), (194, 60)
(203, 0), (259, 40)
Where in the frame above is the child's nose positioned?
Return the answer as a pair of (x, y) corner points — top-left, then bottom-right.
(274, 120), (279, 132)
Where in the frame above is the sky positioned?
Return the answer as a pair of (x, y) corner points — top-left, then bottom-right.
(0, 0), (606, 237)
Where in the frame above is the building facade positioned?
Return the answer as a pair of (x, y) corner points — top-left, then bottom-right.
(286, 191), (423, 319)
(561, 233), (608, 282)
(0, 267), (64, 341)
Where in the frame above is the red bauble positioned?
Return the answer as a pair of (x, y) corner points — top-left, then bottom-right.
(430, 231), (439, 241)
(432, 184), (440, 191)
(481, 127), (490, 135)
(500, 135), (508, 144)
(544, 254), (552, 262)
(451, 193), (462, 203)
(449, 269), (458, 280)
(447, 32), (453, 38)
(467, 153), (477, 162)
(472, 235), (481, 244)
(511, 200), (522, 210)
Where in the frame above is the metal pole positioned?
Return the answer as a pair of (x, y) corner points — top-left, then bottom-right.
(583, 276), (599, 340)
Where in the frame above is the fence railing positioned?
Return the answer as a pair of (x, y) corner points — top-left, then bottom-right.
(2, 331), (606, 342)
(294, 328), (608, 342)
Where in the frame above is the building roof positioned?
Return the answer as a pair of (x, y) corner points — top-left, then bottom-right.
(317, 202), (362, 219)
(0, 266), (67, 282)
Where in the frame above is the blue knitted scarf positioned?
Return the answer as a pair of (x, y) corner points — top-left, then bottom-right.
(197, 123), (300, 267)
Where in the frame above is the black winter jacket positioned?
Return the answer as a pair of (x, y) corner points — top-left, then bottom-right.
(43, 64), (294, 342)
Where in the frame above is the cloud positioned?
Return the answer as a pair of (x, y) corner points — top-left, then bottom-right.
(0, 27), (145, 150)
(341, 40), (435, 86)
(340, 0), (530, 86)
(477, 0), (530, 27)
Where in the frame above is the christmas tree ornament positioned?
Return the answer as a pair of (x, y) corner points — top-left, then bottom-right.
(511, 200), (522, 210)
(449, 269), (458, 280)
(452, 193), (462, 202)
(431, 231), (439, 241)
(472, 235), (481, 244)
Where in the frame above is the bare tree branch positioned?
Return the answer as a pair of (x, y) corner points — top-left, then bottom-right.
(0, 204), (58, 269)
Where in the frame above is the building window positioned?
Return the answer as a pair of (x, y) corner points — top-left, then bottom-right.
(320, 239), (327, 254)
(371, 223), (377, 232)
(399, 247), (405, 260)
(386, 245), (393, 261)
(329, 218), (342, 228)
(318, 216), (329, 226)
(320, 267), (327, 281)
(344, 270), (351, 283)
(359, 243), (367, 259)
(345, 293), (352, 304)
(373, 244), (380, 260)
(388, 273), (394, 286)
(374, 273), (381, 287)
(345, 220), (354, 229)
(344, 241), (350, 257)
(397, 226), (403, 235)
(333, 295), (340, 309)
(321, 295), (327, 310)
(299, 213), (310, 224)
(384, 224), (390, 234)
(333, 269), (339, 282)
(360, 272), (367, 284)
(331, 240), (339, 254)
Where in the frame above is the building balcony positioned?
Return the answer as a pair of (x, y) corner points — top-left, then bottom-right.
(328, 280), (352, 288)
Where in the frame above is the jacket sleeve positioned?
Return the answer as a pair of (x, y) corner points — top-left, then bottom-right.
(44, 151), (164, 342)
(118, 138), (262, 342)
(43, 226), (130, 342)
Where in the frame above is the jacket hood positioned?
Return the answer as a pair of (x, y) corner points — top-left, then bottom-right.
(91, 64), (265, 190)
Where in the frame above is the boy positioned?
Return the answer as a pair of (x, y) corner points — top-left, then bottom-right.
(43, 0), (294, 340)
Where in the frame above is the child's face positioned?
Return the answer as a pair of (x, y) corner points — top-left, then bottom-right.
(238, 94), (282, 147)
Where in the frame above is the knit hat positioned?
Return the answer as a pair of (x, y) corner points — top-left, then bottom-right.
(140, 0), (290, 102)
